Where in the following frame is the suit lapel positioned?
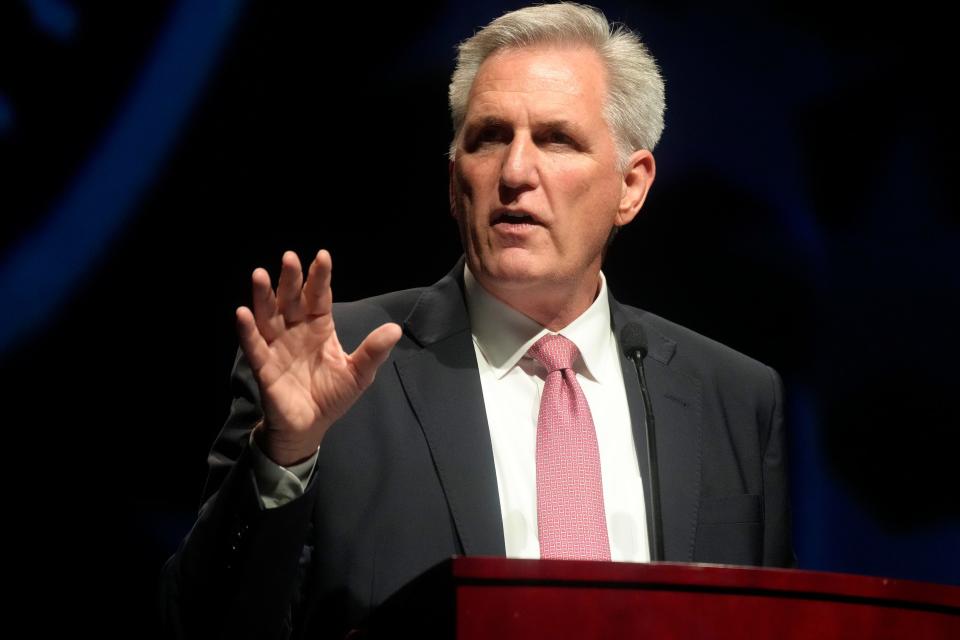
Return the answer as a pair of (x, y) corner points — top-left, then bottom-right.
(394, 262), (506, 557)
(611, 300), (703, 562)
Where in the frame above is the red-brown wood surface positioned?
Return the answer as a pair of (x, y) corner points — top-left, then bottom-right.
(444, 557), (960, 639)
(450, 557), (960, 609)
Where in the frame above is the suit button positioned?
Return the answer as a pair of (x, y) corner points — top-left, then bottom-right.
(225, 520), (249, 571)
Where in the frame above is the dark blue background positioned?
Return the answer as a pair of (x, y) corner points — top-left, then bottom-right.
(1, 1), (957, 634)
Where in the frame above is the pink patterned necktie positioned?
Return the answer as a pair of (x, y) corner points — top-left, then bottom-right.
(527, 334), (611, 560)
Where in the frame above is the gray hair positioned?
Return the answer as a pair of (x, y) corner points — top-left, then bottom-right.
(448, 2), (666, 168)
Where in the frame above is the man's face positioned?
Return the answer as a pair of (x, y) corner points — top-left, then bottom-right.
(450, 45), (652, 314)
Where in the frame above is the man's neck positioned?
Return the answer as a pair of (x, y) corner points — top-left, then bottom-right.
(471, 270), (602, 332)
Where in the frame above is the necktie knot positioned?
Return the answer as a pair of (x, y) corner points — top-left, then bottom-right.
(527, 334), (579, 373)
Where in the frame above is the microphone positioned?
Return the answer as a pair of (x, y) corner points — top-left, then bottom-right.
(620, 323), (664, 562)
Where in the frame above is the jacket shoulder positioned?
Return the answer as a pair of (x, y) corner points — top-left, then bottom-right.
(331, 287), (427, 349)
(617, 302), (778, 392)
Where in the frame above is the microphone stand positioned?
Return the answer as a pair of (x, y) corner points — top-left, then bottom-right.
(626, 340), (664, 562)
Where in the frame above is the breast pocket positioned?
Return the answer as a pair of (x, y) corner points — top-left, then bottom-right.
(694, 494), (763, 566)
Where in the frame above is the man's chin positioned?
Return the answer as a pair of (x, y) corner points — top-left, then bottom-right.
(477, 260), (553, 294)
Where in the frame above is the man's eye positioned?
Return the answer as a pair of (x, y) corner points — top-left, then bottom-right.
(476, 128), (507, 144)
(543, 131), (574, 146)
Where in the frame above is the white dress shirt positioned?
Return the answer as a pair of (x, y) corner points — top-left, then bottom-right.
(464, 266), (649, 562)
(249, 266), (650, 562)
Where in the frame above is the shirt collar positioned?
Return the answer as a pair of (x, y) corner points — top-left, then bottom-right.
(463, 264), (614, 382)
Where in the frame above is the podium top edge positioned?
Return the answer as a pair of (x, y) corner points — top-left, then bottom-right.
(441, 557), (960, 611)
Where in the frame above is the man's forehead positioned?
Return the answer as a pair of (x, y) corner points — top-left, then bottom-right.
(464, 45), (607, 121)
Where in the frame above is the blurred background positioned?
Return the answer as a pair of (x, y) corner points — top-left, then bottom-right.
(1, 0), (957, 634)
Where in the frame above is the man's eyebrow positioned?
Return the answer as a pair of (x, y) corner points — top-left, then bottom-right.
(536, 119), (582, 133)
(464, 116), (508, 130)
(464, 117), (581, 132)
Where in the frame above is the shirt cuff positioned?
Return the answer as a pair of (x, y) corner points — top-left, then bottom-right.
(248, 429), (320, 509)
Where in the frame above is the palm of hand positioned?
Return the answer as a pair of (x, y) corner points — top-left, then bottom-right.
(236, 250), (401, 466)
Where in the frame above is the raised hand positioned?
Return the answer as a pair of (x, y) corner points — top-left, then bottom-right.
(235, 249), (402, 466)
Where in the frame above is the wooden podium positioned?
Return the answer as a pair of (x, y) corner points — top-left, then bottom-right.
(362, 557), (960, 638)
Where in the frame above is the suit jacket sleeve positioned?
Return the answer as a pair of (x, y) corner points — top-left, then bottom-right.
(762, 366), (796, 567)
(159, 349), (317, 640)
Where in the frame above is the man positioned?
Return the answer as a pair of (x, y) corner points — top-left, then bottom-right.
(161, 4), (794, 639)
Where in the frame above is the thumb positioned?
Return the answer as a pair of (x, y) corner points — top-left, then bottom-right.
(350, 323), (403, 388)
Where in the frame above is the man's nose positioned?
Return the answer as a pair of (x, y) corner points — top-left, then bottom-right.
(499, 134), (539, 192)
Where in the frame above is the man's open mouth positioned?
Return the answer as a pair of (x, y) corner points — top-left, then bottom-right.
(493, 211), (539, 225)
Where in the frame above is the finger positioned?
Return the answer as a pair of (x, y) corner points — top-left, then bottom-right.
(302, 249), (333, 317)
(236, 306), (272, 372)
(349, 323), (403, 389)
(250, 267), (285, 342)
(276, 250), (305, 323)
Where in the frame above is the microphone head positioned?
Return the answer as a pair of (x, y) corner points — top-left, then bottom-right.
(620, 322), (648, 359)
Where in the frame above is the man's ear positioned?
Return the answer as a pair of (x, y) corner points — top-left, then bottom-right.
(448, 159), (458, 219)
(616, 150), (656, 227)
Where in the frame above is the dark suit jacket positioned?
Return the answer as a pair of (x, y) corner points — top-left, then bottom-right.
(160, 260), (794, 639)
